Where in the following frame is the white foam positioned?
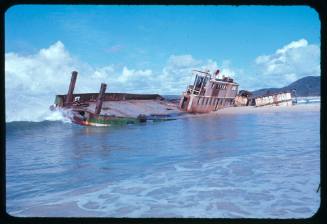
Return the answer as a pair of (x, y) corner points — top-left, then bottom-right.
(43, 109), (72, 123)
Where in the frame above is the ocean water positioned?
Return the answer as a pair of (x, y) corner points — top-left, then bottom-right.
(6, 106), (320, 218)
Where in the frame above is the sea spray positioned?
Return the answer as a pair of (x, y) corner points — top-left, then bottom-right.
(43, 108), (73, 123)
(6, 102), (73, 123)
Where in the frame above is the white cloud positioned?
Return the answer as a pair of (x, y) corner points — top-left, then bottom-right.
(6, 42), (241, 122)
(5, 41), (159, 122)
(254, 39), (320, 88)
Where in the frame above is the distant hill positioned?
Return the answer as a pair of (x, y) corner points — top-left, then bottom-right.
(251, 76), (320, 97)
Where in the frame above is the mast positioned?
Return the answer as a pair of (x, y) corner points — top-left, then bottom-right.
(94, 83), (107, 115)
(65, 71), (78, 105)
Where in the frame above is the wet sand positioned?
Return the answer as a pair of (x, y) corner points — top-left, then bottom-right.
(204, 103), (320, 116)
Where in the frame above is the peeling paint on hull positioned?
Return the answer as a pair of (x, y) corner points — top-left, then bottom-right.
(70, 110), (141, 127)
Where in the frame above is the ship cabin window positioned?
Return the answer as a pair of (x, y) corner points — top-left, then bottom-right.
(195, 75), (204, 89)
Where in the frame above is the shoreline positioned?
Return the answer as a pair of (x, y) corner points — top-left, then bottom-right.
(5, 102), (320, 123)
(215, 103), (320, 115)
(181, 103), (320, 118)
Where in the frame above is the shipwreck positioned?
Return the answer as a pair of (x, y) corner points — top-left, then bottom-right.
(50, 71), (181, 126)
(253, 91), (294, 107)
(179, 69), (239, 113)
(51, 69), (241, 126)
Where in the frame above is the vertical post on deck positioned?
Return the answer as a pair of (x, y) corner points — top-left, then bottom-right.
(65, 71), (78, 105)
(95, 83), (107, 115)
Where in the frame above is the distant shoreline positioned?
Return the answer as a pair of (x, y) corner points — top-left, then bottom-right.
(296, 96), (320, 99)
(163, 95), (321, 101)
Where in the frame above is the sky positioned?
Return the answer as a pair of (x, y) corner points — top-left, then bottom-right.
(5, 5), (321, 121)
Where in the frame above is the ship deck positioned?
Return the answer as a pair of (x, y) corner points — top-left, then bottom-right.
(74, 99), (181, 118)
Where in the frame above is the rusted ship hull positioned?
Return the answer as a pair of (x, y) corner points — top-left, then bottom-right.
(254, 92), (293, 107)
(179, 94), (235, 113)
(53, 106), (177, 127)
(69, 111), (143, 127)
(178, 70), (239, 113)
(50, 71), (181, 126)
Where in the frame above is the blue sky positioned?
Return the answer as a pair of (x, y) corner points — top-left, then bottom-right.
(6, 5), (320, 69)
(5, 5), (321, 121)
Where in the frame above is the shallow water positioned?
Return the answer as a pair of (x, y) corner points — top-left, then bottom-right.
(6, 107), (320, 218)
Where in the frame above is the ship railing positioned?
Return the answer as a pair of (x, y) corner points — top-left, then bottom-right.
(193, 90), (200, 95)
(188, 88), (200, 95)
(187, 86), (200, 95)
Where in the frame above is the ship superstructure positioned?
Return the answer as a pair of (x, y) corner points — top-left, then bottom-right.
(179, 69), (239, 113)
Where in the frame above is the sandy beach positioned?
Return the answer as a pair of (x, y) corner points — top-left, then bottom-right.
(217, 103), (320, 114)
(180, 103), (320, 119)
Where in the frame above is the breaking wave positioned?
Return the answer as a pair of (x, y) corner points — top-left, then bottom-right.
(43, 109), (73, 123)
(5, 105), (73, 124)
